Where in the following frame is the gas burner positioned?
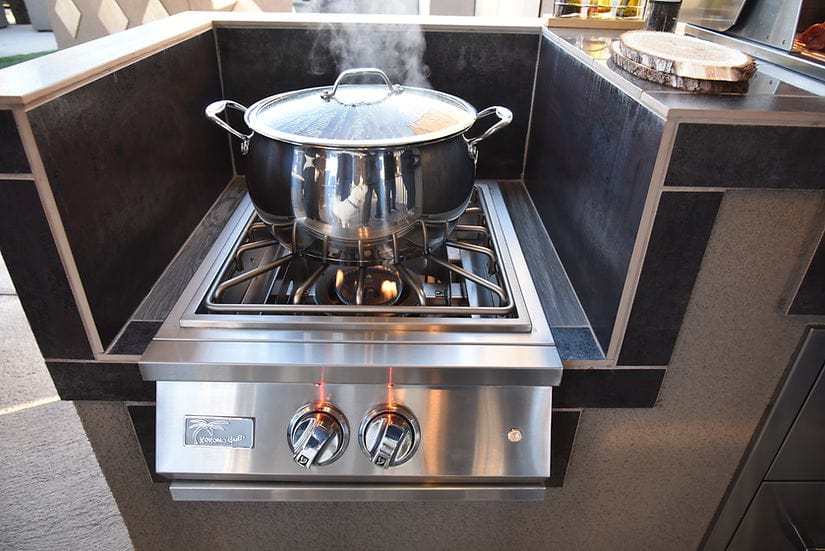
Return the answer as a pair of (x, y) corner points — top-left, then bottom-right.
(314, 265), (410, 307)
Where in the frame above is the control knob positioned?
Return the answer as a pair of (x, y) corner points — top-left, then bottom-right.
(359, 404), (420, 468)
(288, 403), (348, 469)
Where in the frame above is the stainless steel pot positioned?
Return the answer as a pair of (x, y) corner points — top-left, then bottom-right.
(206, 68), (512, 250)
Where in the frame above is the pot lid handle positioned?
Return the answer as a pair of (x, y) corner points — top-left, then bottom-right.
(321, 68), (403, 102)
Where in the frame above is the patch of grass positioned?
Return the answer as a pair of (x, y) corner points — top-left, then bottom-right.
(0, 50), (55, 69)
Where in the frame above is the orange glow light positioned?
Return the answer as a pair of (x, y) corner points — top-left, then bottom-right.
(380, 280), (398, 302)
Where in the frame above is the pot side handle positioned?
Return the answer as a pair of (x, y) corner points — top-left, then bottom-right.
(467, 106), (513, 147)
(205, 100), (253, 155)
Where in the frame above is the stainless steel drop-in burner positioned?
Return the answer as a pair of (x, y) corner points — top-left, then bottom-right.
(200, 185), (517, 320)
(139, 181), (562, 502)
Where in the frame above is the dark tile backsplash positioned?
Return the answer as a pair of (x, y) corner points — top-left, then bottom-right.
(46, 360), (155, 401)
(554, 368), (665, 408)
(0, 110), (30, 174)
(618, 192), (723, 366)
(0, 179), (93, 359)
(547, 409), (580, 487)
(551, 327), (604, 361)
(789, 230), (825, 316)
(128, 405), (167, 482)
(666, 124), (825, 190)
(108, 320), (163, 355)
(500, 181), (590, 327)
(215, 26), (538, 179)
(28, 32), (233, 349)
(524, 35), (664, 352)
(423, 31), (537, 178)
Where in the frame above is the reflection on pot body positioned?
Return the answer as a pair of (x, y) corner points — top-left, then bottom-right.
(289, 148), (422, 238)
(246, 135), (478, 246)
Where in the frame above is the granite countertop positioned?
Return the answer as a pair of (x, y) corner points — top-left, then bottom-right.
(543, 27), (825, 121)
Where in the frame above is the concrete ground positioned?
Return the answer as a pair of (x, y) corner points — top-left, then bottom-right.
(0, 23), (57, 56)
(0, 252), (133, 549)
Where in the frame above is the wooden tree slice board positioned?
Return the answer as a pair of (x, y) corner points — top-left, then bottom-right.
(609, 41), (749, 93)
(616, 30), (756, 82)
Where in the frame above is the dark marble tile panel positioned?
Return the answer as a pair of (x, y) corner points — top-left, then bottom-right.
(46, 361), (155, 402)
(789, 230), (825, 315)
(524, 35), (664, 351)
(108, 320), (163, 355)
(128, 405), (167, 482)
(0, 179), (92, 359)
(554, 368), (665, 408)
(499, 181), (589, 327)
(215, 27), (537, 179)
(618, 192), (722, 366)
(28, 32), (233, 349)
(423, 31), (537, 179)
(134, 177), (247, 321)
(551, 326), (604, 361)
(666, 124), (825, 190)
(547, 409), (580, 487)
(0, 110), (30, 174)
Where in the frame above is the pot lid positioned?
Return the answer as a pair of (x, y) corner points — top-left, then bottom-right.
(244, 68), (478, 148)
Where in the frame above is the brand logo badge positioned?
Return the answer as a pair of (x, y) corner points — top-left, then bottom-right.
(184, 416), (254, 448)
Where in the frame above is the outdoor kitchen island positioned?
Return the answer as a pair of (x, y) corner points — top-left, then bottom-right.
(0, 12), (824, 549)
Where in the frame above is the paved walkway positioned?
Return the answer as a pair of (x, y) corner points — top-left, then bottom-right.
(0, 23), (57, 56)
(0, 253), (133, 550)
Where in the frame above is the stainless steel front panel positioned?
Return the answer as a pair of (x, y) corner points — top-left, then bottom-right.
(156, 381), (553, 481)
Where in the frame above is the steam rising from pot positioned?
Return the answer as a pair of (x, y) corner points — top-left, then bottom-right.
(308, 0), (431, 88)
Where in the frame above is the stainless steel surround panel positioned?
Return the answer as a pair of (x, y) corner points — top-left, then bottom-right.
(156, 381), (553, 481)
(139, 183), (562, 386)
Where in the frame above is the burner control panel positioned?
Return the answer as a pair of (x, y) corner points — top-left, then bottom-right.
(155, 381), (552, 481)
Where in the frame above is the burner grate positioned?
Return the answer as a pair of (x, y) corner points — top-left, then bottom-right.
(202, 186), (514, 317)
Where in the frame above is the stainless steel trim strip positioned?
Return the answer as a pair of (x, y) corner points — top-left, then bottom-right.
(169, 481), (547, 501)
(140, 342), (562, 385)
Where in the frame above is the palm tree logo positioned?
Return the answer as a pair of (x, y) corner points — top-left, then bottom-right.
(188, 418), (230, 442)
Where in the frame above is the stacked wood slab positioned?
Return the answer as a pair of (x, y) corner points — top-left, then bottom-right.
(610, 30), (756, 93)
